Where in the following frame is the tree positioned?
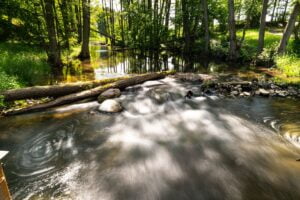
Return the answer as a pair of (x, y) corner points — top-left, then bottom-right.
(43, 0), (62, 68)
(228, 0), (238, 60)
(278, 1), (300, 54)
(78, 0), (91, 60)
(258, 0), (269, 54)
(201, 0), (210, 55)
(271, 0), (278, 22)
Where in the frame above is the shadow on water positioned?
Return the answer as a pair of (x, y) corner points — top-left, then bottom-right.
(0, 78), (299, 199)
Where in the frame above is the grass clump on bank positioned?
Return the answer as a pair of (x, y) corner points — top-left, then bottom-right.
(0, 42), (51, 89)
(275, 55), (300, 77)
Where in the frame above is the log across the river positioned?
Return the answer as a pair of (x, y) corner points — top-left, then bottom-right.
(4, 72), (174, 116)
(0, 77), (129, 101)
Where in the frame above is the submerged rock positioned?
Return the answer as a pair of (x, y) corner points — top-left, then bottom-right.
(185, 91), (194, 99)
(98, 99), (123, 113)
(97, 88), (121, 103)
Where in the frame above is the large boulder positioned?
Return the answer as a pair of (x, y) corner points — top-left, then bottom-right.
(97, 88), (121, 103)
(98, 99), (123, 113)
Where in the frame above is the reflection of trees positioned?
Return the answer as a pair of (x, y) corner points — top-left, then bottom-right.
(63, 46), (235, 81)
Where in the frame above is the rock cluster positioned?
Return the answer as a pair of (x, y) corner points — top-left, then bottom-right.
(201, 81), (300, 98)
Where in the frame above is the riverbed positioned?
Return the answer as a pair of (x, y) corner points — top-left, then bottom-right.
(0, 76), (299, 200)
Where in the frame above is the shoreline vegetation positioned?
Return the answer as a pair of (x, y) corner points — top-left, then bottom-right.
(0, 71), (299, 116)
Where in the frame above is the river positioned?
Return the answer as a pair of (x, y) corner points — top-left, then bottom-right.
(0, 48), (299, 200)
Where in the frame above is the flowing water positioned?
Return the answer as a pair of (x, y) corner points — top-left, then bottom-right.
(0, 76), (299, 200)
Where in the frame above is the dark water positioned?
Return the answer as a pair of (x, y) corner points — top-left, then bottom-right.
(46, 46), (263, 84)
(0, 77), (299, 200)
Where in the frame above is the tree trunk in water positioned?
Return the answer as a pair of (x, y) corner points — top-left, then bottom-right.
(257, 0), (269, 54)
(43, 0), (62, 68)
(228, 0), (237, 60)
(78, 0), (90, 60)
(4, 72), (174, 116)
(201, 0), (210, 55)
(278, 2), (300, 54)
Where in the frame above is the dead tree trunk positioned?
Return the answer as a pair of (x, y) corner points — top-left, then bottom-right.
(4, 72), (174, 116)
(1, 77), (128, 101)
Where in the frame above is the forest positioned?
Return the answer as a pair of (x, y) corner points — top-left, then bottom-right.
(0, 0), (300, 83)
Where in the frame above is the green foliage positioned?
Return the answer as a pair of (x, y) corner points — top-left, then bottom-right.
(0, 42), (51, 87)
(275, 55), (300, 77)
(0, 71), (21, 92)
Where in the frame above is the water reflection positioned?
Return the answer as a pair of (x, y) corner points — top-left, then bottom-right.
(43, 46), (255, 83)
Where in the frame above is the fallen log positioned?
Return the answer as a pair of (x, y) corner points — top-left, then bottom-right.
(0, 77), (129, 101)
(4, 72), (174, 116)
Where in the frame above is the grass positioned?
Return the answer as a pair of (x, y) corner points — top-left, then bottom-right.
(275, 55), (300, 77)
(0, 42), (51, 90)
(236, 29), (300, 79)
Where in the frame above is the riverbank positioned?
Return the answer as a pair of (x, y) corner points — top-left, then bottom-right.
(1, 72), (299, 117)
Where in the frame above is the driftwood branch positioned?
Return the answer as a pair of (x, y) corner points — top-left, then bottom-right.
(0, 77), (129, 101)
(4, 72), (174, 116)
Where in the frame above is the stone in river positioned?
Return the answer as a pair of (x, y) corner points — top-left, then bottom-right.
(258, 88), (270, 96)
(231, 91), (239, 96)
(241, 92), (251, 96)
(97, 88), (121, 103)
(98, 99), (123, 113)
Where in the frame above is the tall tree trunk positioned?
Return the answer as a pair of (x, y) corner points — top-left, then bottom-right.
(228, 0), (237, 60)
(282, 0), (289, 22)
(78, 0), (90, 60)
(294, 19), (300, 40)
(257, 0), (269, 54)
(120, 0), (125, 46)
(182, 0), (191, 54)
(109, 0), (116, 46)
(278, 2), (300, 54)
(58, 0), (70, 49)
(43, 0), (62, 68)
(201, 0), (210, 55)
(271, 0), (278, 22)
(75, 0), (82, 43)
(164, 0), (171, 38)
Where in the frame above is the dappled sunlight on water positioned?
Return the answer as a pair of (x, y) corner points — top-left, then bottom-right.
(0, 78), (300, 200)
